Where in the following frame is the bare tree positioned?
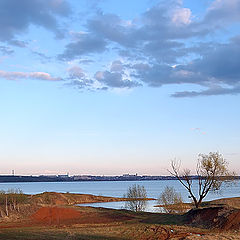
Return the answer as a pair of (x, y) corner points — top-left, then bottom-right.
(0, 189), (28, 217)
(158, 186), (184, 213)
(170, 152), (234, 208)
(124, 184), (147, 212)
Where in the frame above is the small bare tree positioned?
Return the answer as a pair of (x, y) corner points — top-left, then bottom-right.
(0, 189), (28, 217)
(158, 186), (184, 213)
(124, 184), (147, 212)
(170, 152), (233, 208)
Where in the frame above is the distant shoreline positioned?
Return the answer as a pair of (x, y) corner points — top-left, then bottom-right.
(0, 174), (239, 183)
(0, 175), (178, 183)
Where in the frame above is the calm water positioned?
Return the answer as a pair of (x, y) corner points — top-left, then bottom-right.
(0, 180), (239, 212)
(79, 200), (159, 212)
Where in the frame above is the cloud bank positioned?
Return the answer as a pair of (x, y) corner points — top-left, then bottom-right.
(1, 0), (240, 97)
(0, 0), (71, 44)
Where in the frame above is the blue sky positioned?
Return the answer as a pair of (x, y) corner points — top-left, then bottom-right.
(0, 0), (239, 175)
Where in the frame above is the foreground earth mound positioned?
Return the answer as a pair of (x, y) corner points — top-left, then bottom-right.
(0, 205), (239, 239)
(31, 207), (81, 224)
(185, 206), (240, 230)
(31, 206), (135, 225)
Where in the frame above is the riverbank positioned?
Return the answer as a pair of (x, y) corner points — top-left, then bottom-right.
(0, 192), (239, 239)
(30, 191), (155, 205)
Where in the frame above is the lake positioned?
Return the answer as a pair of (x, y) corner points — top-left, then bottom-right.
(0, 180), (239, 212)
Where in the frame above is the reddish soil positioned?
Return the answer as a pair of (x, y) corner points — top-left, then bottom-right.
(186, 206), (240, 231)
(31, 207), (81, 225)
(0, 205), (239, 239)
(219, 209), (240, 230)
(31, 206), (134, 225)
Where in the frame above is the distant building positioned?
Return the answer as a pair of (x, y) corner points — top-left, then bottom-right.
(122, 174), (137, 177)
(44, 175), (57, 178)
(73, 175), (91, 180)
(58, 174), (69, 178)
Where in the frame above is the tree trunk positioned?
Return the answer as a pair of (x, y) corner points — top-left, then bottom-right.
(192, 196), (199, 208)
(0, 209), (3, 218)
(197, 196), (204, 208)
(5, 195), (8, 217)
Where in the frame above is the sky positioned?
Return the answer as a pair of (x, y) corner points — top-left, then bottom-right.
(0, 0), (240, 176)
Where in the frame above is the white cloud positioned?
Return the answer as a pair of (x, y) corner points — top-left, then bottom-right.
(0, 70), (61, 81)
(171, 8), (192, 25)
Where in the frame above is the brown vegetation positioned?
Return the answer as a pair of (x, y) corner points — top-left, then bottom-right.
(30, 191), (131, 206)
(208, 197), (240, 209)
(0, 189), (28, 219)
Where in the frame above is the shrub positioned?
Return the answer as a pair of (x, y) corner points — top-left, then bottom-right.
(158, 186), (184, 213)
(124, 184), (147, 212)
